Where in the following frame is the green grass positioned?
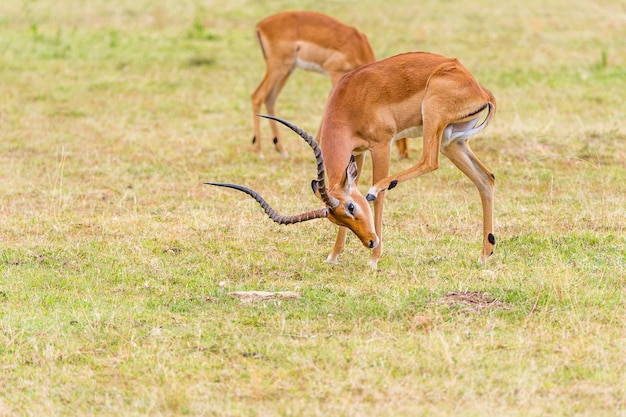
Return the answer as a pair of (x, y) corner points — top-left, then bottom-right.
(1, 0), (625, 416)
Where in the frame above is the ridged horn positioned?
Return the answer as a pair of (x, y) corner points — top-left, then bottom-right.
(204, 182), (328, 225)
(257, 114), (340, 209)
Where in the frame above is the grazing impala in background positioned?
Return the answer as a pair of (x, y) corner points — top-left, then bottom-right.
(250, 10), (409, 158)
(209, 52), (496, 269)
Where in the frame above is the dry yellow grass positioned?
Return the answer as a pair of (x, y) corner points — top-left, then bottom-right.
(1, 1), (625, 416)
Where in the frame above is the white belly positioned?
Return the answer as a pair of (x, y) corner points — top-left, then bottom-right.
(295, 57), (329, 76)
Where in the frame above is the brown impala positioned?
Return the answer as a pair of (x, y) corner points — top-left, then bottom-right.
(209, 52), (497, 269)
(250, 11), (409, 159)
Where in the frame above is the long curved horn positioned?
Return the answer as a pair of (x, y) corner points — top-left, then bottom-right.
(205, 182), (328, 225)
(258, 114), (340, 209)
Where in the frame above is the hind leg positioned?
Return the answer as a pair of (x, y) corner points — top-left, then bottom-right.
(441, 140), (495, 264)
(251, 59), (294, 157)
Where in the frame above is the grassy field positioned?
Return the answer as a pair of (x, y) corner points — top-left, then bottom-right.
(1, 0), (625, 416)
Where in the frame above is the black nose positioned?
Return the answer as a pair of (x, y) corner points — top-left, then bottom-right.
(369, 240), (375, 248)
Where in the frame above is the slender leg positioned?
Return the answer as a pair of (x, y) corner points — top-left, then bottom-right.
(251, 75), (268, 156)
(440, 140), (496, 264)
(367, 124), (443, 200)
(250, 61), (293, 157)
(367, 191), (385, 269)
(327, 227), (348, 263)
(394, 138), (410, 159)
(367, 146), (392, 269)
(264, 68), (294, 158)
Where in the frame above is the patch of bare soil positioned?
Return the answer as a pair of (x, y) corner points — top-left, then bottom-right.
(436, 290), (510, 312)
(228, 291), (301, 304)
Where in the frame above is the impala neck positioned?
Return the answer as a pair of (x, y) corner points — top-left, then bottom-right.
(319, 128), (360, 188)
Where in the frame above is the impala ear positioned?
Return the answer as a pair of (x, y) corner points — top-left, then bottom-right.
(341, 155), (358, 191)
(311, 179), (322, 199)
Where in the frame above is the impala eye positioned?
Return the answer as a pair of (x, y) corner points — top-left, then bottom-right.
(347, 202), (356, 215)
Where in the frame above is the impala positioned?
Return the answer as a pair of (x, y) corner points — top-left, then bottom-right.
(209, 52), (496, 269)
(250, 10), (409, 158)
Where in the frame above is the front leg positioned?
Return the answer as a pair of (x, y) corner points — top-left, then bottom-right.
(326, 226), (348, 263)
(367, 190), (385, 269)
(367, 149), (441, 202)
(366, 146), (391, 268)
(367, 124), (444, 201)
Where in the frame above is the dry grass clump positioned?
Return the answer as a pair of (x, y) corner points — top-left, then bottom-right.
(436, 290), (511, 312)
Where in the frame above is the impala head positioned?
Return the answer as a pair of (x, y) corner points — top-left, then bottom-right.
(311, 155), (378, 249)
(205, 115), (378, 250)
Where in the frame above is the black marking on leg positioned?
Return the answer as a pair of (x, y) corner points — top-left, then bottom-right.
(490, 173), (496, 180)
(388, 180), (398, 190)
(488, 233), (496, 245)
(252, 136), (256, 144)
(273, 137), (278, 145)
